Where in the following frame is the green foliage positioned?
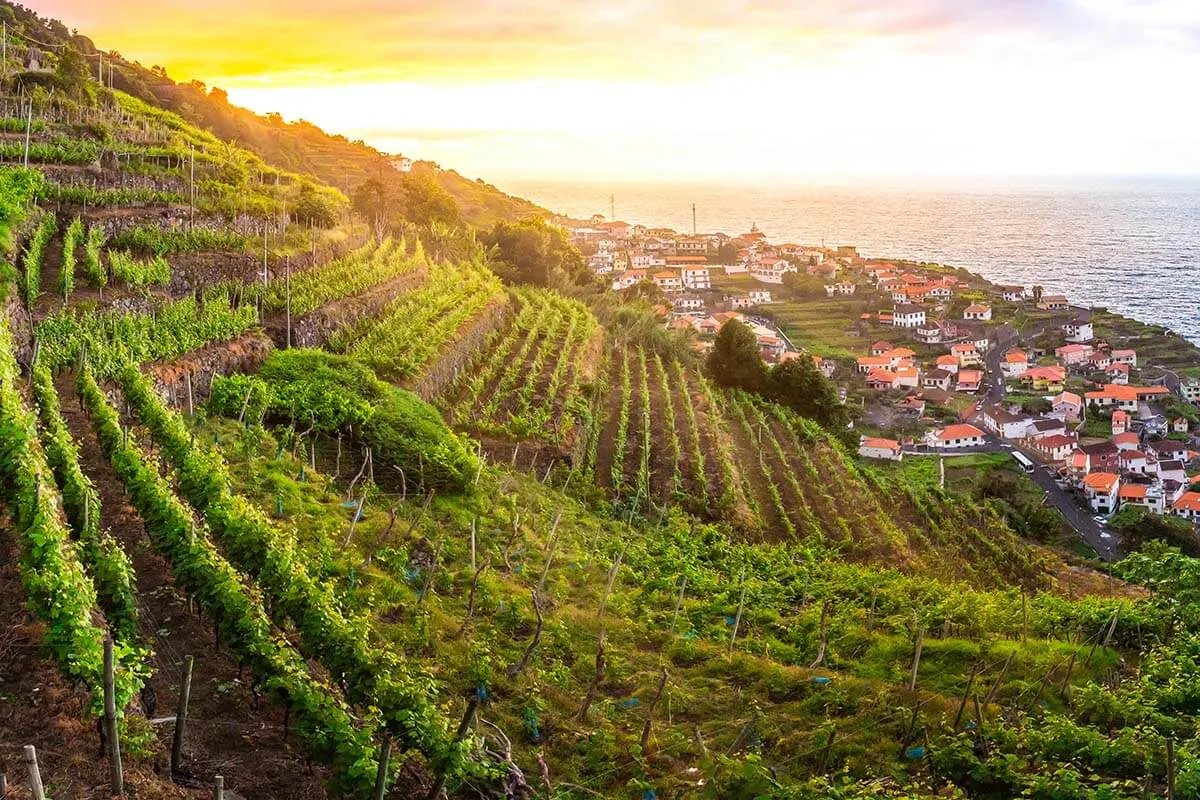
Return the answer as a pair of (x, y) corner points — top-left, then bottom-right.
(38, 182), (184, 206)
(30, 365), (140, 644)
(331, 258), (503, 381)
(77, 366), (382, 796)
(82, 224), (107, 289)
(1111, 505), (1200, 556)
(0, 137), (100, 164)
(59, 216), (83, 299)
(36, 286), (259, 377)
(118, 366), (462, 768)
(0, 322), (142, 716)
(483, 216), (588, 287)
(0, 168), (43, 254)
(765, 355), (849, 432)
(247, 350), (480, 492)
(108, 249), (171, 287)
(110, 224), (250, 255)
(399, 172), (461, 228)
(289, 181), (342, 228)
(18, 211), (56, 308)
(707, 319), (767, 392)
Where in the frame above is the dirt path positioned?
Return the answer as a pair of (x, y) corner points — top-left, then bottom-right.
(53, 373), (330, 800)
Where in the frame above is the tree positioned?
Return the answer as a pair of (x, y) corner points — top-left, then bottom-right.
(706, 320), (766, 393)
(780, 272), (827, 300)
(352, 178), (395, 237)
(400, 173), (461, 228)
(1032, 285), (1044, 303)
(54, 44), (93, 102)
(290, 182), (340, 228)
(1112, 506), (1200, 557)
(484, 217), (587, 287)
(765, 357), (847, 429)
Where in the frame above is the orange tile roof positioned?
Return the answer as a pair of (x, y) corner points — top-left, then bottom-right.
(1119, 484), (1148, 500)
(1004, 350), (1028, 363)
(1176, 492), (1200, 513)
(1114, 432), (1140, 445)
(862, 437), (901, 451)
(1083, 472), (1120, 492)
(937, 423), (985, 441)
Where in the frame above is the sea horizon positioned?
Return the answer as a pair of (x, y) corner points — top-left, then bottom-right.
(499, 176), (1200, 345)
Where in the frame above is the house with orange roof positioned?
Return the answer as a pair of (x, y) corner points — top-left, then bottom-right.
(857, 355), (893, 373)
(1034, 434), (1078, 463)
(652, 270), (683, 292)
(1085, 384), (1141, 412)
(1118, 483), (1165, 513)
(1055, 343), (1094, 365)
(931, 423), (986, 449)
(1037, 294), (1070, 311)
(866, 369), (900, 391)
(950, 342), (981, 366)
(1052, 391), (1083, 423)
(1172, 491), (1200, 522)
(859, 436), (904, 461)
(612, 268), (648, 290)
(1104, 362), (1131, 384)
(956, 369), (983, 393)
(892, 285), (931, 303)
(1111, 348), (1138, 367)
(1087, 351), (1112, 371)
(963, 303), (992, 321)
(1111, 409), (1131, 435)
(870, 340), (893, 356)
(894, 366), (921, 388)
(1082, 472), (1120, 513)
(1113, 431), (1140, 451)
(1000, 349), (1029, 378)
(1120, 450), (1151, 474)
(936, 355), (960, 374)
(1019, 365), (1066, 392)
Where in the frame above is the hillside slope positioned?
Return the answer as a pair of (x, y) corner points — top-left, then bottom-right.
(2, 5), (1200, 800)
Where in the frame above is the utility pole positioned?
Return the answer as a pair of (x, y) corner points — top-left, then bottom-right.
(609, 194), (615, 221)
(23, 98), (32, 168)
(692, 203), (697, 235)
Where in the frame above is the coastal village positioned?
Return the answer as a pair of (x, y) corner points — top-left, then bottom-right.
(567, 213), (1200, 537)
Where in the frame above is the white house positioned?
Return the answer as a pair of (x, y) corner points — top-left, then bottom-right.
(951, 343), (981, 366)
(825, 282), (857, 297)
(1063, 321), (1094, 343)
(997, 285), (1025, 302)
(652, 271), (683, 292)
(1000, 349), (1029, 378)
(672, 295), (705, 312)
(932, 423), (986, 449)
(922, 368), (953, 392)
(981, 406), (1030, 440)
(749, 290), (773, 305)
(682, 267), (711, 290)
(963, 303), (992, 321)
(892, 304), (927, 328)
(1172, 492), (1200, 521)
(1083, 472), (1120, 514)
(1111, 349), (1138, 368)
(859, 436), (903, 461)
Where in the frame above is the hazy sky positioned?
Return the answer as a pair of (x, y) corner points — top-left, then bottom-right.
(37, 0), (1200, 181)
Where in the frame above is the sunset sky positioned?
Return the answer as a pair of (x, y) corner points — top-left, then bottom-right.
(36, 0), (1200, 181)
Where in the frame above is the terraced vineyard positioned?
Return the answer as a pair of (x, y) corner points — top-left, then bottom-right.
(6, 8), (1200, 800)
(440, 286), (602, 449)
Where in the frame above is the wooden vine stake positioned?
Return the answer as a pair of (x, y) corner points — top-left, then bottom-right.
(507, 589), (544, 677)
(728, 566), (748, 657)
(171, 655), (194, 776)
(640, 667), (669, 752)
(809, 601), (831, 668)
(372, 735), (392, 800)
(577, 630), (607, 722)
(535, 508), (564, 597)
(23, 746), (44, 800)
(103, 638), (124, 795)
(213, 776), (224, 800)
(425, 695), (480, 800)
(908, 626), (925, 691)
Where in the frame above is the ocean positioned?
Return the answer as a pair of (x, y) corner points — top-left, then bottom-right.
(498, 177), (1200, 344)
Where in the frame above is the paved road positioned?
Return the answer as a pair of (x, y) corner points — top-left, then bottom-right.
(982, 326), (1018, 405)
(909, 434), (1119, 561)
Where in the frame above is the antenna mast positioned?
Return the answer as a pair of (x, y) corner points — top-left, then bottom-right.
(692, 203), (697, 236)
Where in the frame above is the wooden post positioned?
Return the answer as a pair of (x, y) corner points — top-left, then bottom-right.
(597, 544), (629, 621)
(456, 557), (490, 637)
(425, 696), (479, 800)
(982, 652), (1015, 708)
(818, 728), (837, 774)
(952, 664), (979, 730)
(908, 626), (925, 691)
(22, 746), (44, 800)
(1103, 608), (1120, 647)
(1058, 651), (1077, 703)
(184, 370), (194, 417)
(171, 655), (194, 775)
(372, 735), (392, 800)
(729, 566), (748, 656)
(1167, 738), (1176, 800)
(669, 574), (688, 634)
(284, 258), (292, 349)
(417, 539), (443, 605)
(535, 509), (563, 597)
(639, 667), (669, 751)
(577, 630), (607, 722)
(213, 776), (224, 800)
(470, 517), (477, 572)
(809, 601), (831, 668)
(103, 638), (124, 795)
(506, 589), (544, 677)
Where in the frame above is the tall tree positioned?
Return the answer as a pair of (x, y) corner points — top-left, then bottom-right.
(706, 320), (766, 392)
(766, 357), (847, 430)
(484, 217), (587, 287)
